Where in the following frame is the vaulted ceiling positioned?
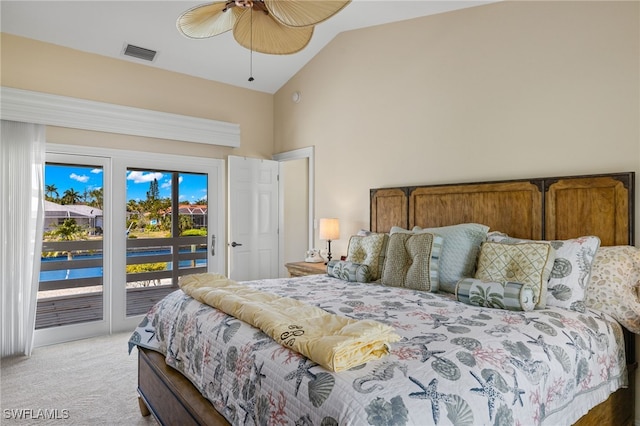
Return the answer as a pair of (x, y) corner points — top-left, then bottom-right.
(1, 1), (492, 94)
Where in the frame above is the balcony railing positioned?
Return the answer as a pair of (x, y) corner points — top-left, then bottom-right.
(37, 236), (208, 328)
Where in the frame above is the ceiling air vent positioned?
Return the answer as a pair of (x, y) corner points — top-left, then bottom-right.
(123, 44), (157, 62)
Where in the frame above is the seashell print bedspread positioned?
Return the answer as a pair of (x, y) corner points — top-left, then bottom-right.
(128, 274), (628, 426)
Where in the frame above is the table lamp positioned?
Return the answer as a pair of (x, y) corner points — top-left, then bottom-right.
(318, 218), (340, 263)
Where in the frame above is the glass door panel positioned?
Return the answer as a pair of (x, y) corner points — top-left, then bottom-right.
(37, 162), (104, 329)
(125, 169), (208, 316)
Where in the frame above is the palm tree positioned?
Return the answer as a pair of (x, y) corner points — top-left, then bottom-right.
(48, 218), (88, 260)
(61, 188), (81, 205)
(45, 184), (59, 202)
(89, 187), (103, 210)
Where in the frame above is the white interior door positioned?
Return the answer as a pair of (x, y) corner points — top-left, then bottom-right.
(228, 156), (279, 281)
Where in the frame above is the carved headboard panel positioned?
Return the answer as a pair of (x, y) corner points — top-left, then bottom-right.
(370, 172), (634, 246)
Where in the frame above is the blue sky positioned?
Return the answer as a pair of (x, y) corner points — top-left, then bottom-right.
(45, 164), (208, 203)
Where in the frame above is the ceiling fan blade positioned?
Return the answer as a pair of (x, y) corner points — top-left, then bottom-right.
(264, 0), (351, 28)
(233, 10), (313, 55)
(177, 2), (243, 39)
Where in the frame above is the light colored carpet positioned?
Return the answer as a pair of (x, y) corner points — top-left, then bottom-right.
(1, 332), (158, 425)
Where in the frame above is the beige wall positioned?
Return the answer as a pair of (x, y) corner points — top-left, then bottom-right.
(282, 158), (310, 269)
(274, 0), (640, 257)
(1, 33), (274, 159)
(273, 2), (640, 417)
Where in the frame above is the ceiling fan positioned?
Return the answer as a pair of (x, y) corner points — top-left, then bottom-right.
(177, 0), (352, 56)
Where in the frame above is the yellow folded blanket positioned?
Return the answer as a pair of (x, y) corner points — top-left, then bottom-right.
(179, 273), (400, 372)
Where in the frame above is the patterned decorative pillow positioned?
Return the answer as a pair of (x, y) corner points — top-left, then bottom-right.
(584, 245), (640, 334)
(327, 260), (372, 283)
(381, 232), (443, 292)
(455, 278), (537, 311)
(346, 233), (387, 281)
(408, 223), (490, 294)
(475, 241), (555, 308)
(488, 232), (601, 311)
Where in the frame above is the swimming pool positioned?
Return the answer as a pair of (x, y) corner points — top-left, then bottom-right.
(40, 248), (207, 281)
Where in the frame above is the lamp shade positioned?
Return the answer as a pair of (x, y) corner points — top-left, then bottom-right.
(319, 218), (340, 240)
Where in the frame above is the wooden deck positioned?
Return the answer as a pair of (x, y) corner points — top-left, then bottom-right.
(36, 286), (176, 329)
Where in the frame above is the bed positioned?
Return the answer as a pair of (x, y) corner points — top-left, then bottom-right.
(129, 172), (638, 426)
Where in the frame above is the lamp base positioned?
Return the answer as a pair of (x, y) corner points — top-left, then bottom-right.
(325, 240), (333, 265)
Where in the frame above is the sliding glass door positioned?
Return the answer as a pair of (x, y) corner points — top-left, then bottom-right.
(35, 146), (224, 346)
(35, 153), (110, 344)
(125, 169), (209, 316)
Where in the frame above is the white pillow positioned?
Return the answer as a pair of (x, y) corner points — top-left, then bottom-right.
(488, 232), (601, 311)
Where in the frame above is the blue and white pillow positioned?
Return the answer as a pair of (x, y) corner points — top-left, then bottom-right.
(393, 223), (490, 293)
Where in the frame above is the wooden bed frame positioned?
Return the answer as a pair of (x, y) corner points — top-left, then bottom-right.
(137, 172), (637, 426)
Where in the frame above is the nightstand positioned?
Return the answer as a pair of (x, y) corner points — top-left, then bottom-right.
(285, 261), (327, 277)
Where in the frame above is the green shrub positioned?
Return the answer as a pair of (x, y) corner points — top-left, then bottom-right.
(126, 263), (166, 273)
(181, 229), (207, 237)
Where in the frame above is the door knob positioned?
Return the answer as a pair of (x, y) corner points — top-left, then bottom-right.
(231, 241), (243, 247)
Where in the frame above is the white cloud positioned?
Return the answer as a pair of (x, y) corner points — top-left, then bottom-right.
(91, 169), (102, 174)
(70, 173), (89, 183)
(127, 171), (163, 183)
(161, 176), (184, 190)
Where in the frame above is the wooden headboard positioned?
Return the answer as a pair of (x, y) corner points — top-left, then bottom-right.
(371, 172), (636, 364)
(371, 172), (634, 246)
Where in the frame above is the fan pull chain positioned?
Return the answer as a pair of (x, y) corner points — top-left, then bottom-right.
(248, 7), (254, 82)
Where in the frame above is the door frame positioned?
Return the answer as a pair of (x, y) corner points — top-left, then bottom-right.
(272, 147), (315, 276)
(36, 144), (225, 345)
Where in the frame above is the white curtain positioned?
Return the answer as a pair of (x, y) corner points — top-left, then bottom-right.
(1, 120), (46, 357)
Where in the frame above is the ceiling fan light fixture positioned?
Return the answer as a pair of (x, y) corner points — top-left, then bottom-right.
(234, 10), (313, 55)
(177, 0), (351, 54)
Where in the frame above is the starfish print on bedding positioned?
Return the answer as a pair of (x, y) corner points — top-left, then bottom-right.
(508, 370), (525, 407)
(252, 361), (266, 387)
(563, 330), (594, 363)
(470, 371), (505, 421)
(524, 333), (553, 361)
(418, 344), (446, 363)
(284, 358), (317, 396)
(408, 376), (452, 425)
